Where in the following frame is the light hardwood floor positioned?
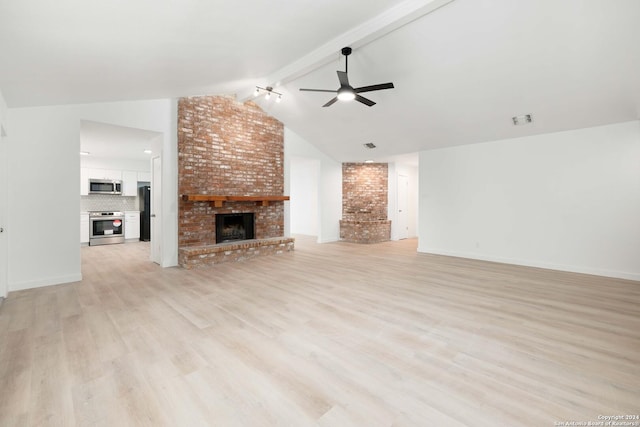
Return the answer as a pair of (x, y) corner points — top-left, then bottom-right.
(1, 236), (639, 426)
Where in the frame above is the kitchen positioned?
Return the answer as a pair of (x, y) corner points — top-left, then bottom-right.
(80, 120), (157, 253)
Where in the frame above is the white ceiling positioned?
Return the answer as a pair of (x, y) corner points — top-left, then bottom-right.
(1, 0), (639, 162)
(80, 120), (160, 162)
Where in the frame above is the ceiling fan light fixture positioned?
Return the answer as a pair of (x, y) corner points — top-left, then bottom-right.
(299, 47), (394, 108)
(337, 87), (356, 101)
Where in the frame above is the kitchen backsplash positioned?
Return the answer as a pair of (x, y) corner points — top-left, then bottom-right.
(81, 195), (138, 212)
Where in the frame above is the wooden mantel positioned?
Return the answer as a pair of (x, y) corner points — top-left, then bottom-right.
(181, 194), (290, 207)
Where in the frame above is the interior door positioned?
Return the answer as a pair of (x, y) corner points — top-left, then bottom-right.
(150, 155), (161, 265)
(0, 125), (8, 298)
(397, 174), (409, 240)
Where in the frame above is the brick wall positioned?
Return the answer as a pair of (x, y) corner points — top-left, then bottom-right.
(342, 163), (388, 220)
(340, 162), (391, 243)
(178, 95), (286, 248)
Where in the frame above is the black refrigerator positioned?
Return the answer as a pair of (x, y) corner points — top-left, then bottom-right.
(139, 186), (151, 241)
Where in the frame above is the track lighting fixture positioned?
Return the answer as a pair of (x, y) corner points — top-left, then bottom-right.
(254, 86), (283, 102)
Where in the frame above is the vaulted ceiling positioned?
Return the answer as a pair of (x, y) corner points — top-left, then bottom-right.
(1, 0), (639, 162)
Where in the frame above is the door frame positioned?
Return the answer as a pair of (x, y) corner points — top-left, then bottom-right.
(0, 123), (8, 298)
(150, 155), (162, 265)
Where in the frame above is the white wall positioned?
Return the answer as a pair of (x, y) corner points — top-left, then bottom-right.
(284, 128), (342, 243)
(0, 89), (8, 298)
(289, 156), (319, 236)
(419, 120), (640, 281)
(0, 90), (6, 128)
(7, 99), (178, 291)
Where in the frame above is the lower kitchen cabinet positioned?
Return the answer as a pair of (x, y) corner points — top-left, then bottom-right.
(80, 212), (89, 245)
(124, 211), (140, 240)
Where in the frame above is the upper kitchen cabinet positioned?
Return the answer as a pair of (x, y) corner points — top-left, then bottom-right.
(89, 168), (122, 181)
(137, 171), (151, 182)
(81, 167), (148, 196)
(122, 170), (138, 196)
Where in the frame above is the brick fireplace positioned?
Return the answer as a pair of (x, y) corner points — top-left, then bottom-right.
(178, 95), (294, 268)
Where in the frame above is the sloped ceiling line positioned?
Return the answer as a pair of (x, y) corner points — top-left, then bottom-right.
(241, 0), (455, 101)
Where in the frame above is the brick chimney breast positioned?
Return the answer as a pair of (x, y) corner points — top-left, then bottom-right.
(178, 95), (292, 266)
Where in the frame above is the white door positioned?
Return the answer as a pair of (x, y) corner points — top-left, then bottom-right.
(397, 174), (409, 240)
(0, 126), (8, 298)
(150, 155), (161, 265)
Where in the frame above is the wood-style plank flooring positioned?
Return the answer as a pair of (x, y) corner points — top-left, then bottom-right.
(1, 236), (639, 426)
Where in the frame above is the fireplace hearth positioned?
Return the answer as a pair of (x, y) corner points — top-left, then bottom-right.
(216, 213), (255, 244)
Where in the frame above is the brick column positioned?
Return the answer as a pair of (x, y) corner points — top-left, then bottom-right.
(340, 163), (391, 243)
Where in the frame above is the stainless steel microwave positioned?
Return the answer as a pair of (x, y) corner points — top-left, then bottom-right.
(88, 179), (122, 195)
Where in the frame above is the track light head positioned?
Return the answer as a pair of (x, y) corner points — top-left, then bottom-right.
(253, 85), (282, 102)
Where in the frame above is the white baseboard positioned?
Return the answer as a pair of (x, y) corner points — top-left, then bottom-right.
(317, 236), (339, 244)
(10, 273), (83, 292)
(417, 247), (640, 282)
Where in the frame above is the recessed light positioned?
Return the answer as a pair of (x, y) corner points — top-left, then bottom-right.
(364, 160), (374, 163)
(79, 151), (90, 156)
(143, 149), (152, 154)
(363, 142), (376, 149)
(512, 114), (533, 126)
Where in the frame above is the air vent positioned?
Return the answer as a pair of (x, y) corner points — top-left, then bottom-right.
(512, 114), (532, 126)
(363, 142), (377, 149)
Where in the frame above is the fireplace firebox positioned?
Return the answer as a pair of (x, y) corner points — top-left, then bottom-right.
(215, 213), (255, 244)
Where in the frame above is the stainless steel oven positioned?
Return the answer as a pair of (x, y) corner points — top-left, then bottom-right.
(89, 211), (125, 246)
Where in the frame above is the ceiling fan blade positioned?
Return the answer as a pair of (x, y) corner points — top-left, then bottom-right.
(354, 82), (395, 93)
(355, 95), (376, 107)
(299, 88), (337, 93)
(322, 97), (339, 107)
(337, 71), (350, 87)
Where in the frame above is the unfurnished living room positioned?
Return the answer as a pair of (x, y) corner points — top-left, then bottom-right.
(0, 1), (639, 426)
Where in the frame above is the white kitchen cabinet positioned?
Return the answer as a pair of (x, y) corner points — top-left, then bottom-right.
(137, 171), (151, 182)
(80, 212), (89, 245)
(80, 168), (90, 196)
(122, 170), (138, 196)
(124, 211), (140, 240)
(88, 168), (122, 181)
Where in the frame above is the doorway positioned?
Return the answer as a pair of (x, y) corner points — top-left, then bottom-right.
(79, 120), (161, 266)
(397, 174), (409, 240)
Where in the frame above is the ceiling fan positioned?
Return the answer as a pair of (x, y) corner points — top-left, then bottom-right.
(299, 47), (395, 107)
